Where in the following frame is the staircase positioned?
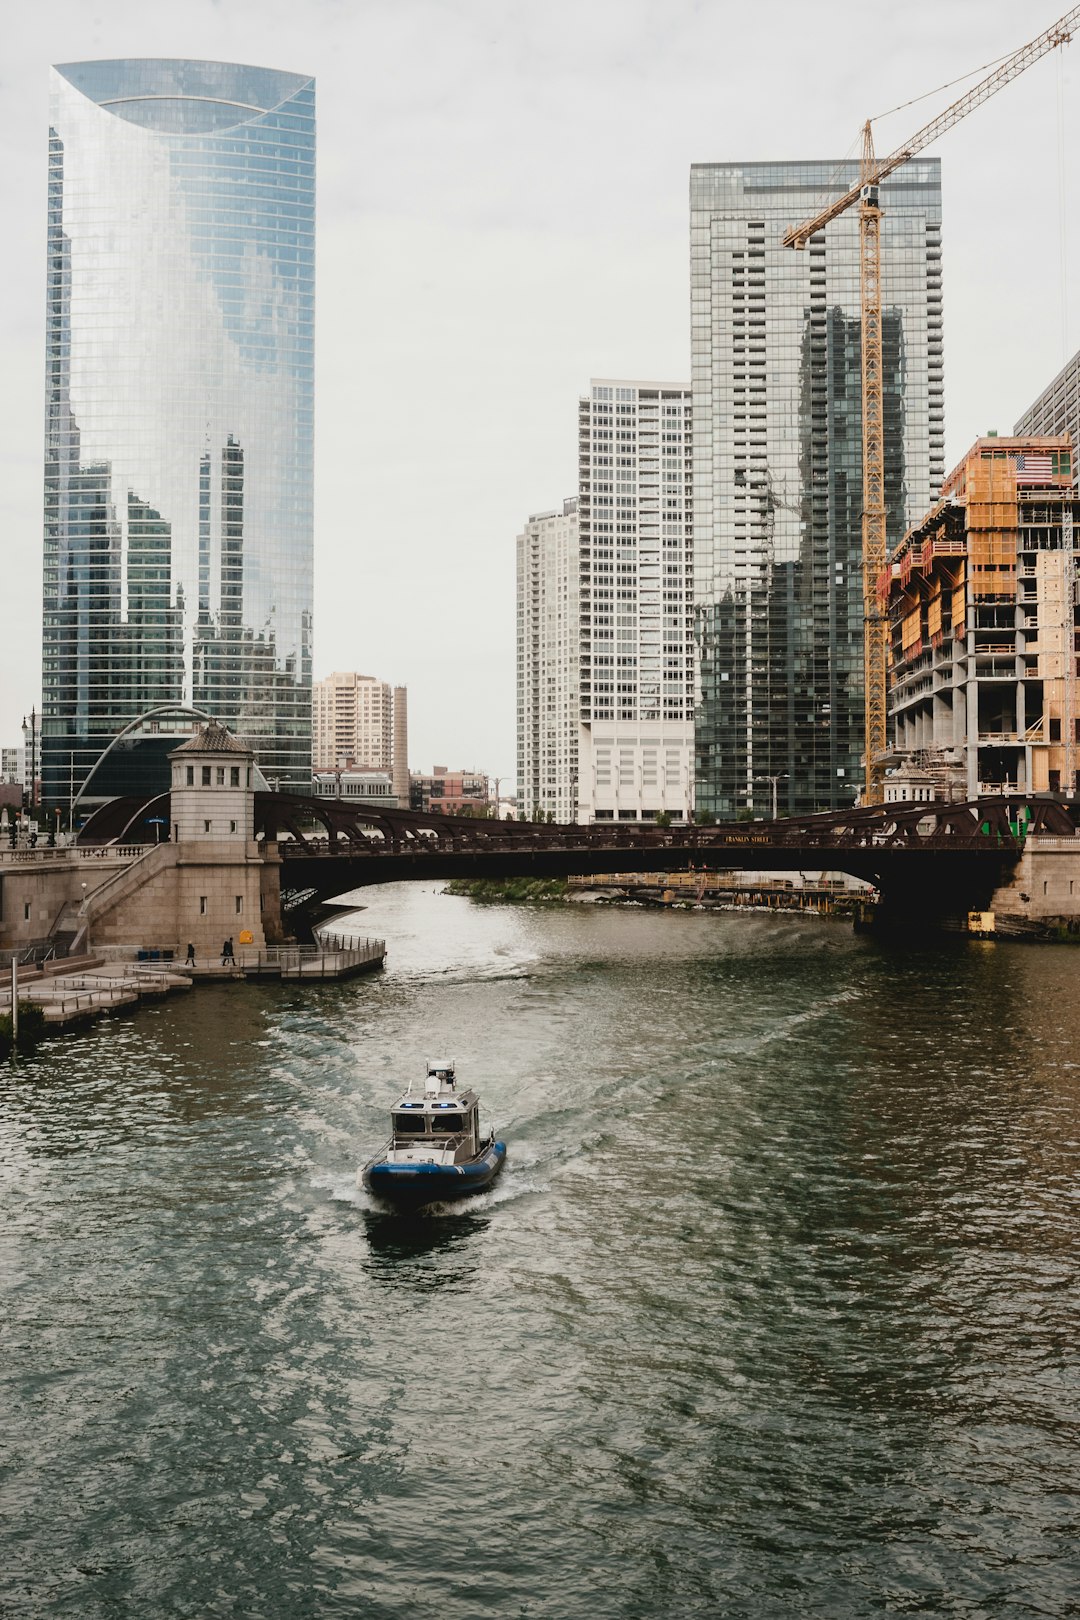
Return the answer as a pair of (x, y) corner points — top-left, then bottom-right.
(48, 902), (87, 959)
(47, 844), (172, 950)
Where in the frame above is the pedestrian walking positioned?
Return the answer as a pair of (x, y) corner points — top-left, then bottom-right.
(185, 942), (196, 966)
(221, 938), (236, 966)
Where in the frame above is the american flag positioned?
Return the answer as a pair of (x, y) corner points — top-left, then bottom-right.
(1015, 452), (1054, 485)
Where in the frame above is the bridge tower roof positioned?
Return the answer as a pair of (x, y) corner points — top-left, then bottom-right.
(169, 723), (254, 759)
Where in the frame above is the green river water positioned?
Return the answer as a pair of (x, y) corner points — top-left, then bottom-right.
(2, 885), (1078, 1618)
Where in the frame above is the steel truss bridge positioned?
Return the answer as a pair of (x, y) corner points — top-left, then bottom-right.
(79, 790), (1075, 924)
(255, 792), (1075, 925)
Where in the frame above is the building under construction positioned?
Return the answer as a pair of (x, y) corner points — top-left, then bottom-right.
(884, 436), (1078, 800)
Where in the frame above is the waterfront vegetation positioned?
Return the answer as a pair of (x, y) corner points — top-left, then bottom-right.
(0, 1000), (47, 1058)
(443, 876), (569, 903)
(444, 875), (859, 918)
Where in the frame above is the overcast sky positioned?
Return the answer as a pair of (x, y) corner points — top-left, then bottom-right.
(1, 0), (1077, 780)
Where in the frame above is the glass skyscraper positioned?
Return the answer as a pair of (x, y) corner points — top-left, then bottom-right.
(690, 160), (943, 817)
(42, 59), (315, 812)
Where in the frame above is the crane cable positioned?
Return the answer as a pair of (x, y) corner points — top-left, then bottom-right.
(1058, 48), (1070, 363)
(800, 48), (1015, 237)
(869, 46), (1015, 125)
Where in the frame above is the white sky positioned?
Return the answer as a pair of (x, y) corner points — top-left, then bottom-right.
(1, 0), (1077, 782)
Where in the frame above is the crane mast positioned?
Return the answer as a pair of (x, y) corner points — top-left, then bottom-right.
(859, 122), (888, 806)
(784, 7), (1078, 804)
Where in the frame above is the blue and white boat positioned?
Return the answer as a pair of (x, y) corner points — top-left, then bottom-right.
(360, 1061), (507, 1210)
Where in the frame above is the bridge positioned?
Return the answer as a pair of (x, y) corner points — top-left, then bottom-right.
(69, 788), (1080, 934)
(77, 790), (1077, 927)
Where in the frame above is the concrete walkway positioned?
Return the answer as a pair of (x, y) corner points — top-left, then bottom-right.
(13, 961), (192, 1026)
(5, 941), (387, 1033)
(181, 942), (386, 981)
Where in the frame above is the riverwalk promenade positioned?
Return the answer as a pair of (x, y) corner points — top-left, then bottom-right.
(5, 940), (386, 1033)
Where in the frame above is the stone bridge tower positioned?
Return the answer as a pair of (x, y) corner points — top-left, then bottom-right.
(169, 723), (255, 844)
(164, 723), (281, 947)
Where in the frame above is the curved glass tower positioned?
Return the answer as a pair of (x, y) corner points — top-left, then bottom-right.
(42, 59), (315, 811)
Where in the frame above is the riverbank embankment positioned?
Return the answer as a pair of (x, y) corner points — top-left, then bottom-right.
(444, 871), (861, 918)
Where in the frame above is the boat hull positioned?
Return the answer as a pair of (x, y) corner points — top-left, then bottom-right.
(362, 1141), (507, 1210)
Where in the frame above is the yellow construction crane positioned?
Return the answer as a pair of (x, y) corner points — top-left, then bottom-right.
(784, 7), (1079, 805)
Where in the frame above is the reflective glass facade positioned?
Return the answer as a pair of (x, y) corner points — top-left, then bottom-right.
(42, 59), (315, 809)
(1015, 347), (1080, 487)
(691, 161), (943, 817)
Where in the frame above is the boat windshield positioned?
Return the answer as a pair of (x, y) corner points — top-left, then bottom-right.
(430, 1114), (465, 1133)
(393, 1114), (427, 1134)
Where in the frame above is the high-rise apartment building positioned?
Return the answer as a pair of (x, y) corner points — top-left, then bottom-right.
(516, 499), (580, 821)
(516, 384), (696, 824)
(42, 60), (315, 813)
(577, 381), (695, 820)
(690, 160), (944, 817)
(1015, 349), (1080, 485)
(312, 674), (409, 806)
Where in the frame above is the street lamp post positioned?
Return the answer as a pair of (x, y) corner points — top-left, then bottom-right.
(21, 708), (38, 819)
(755, 773), (788, 820)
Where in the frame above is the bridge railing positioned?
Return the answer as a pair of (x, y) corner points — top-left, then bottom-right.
(0, 844), (146, 866)
(278, 826), (1023, 857)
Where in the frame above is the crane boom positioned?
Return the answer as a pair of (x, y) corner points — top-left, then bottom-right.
(783, 6), (1079, 249)
(780, 6), (1077, 805)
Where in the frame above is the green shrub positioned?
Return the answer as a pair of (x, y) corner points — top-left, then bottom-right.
(0, 1000), (48, 1058)
(443, 877), (568, 904)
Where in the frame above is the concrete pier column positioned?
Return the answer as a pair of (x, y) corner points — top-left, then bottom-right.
(965, 634), (979, 799)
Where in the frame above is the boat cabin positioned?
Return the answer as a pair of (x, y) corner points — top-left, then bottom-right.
(386, 1061), (485, 1164)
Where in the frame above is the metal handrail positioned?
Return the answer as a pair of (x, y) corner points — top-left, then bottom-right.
(24, 984), (131, 1012)
(383, 1130), (467, 1159)
(120, 941), (385, 969)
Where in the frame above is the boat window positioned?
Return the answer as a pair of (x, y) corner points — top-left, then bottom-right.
(431, 1114), (464, 1133)
(393, 1114), (427, 1134)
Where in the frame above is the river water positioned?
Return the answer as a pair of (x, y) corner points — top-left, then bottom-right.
(2, 886), (1079, 1618)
